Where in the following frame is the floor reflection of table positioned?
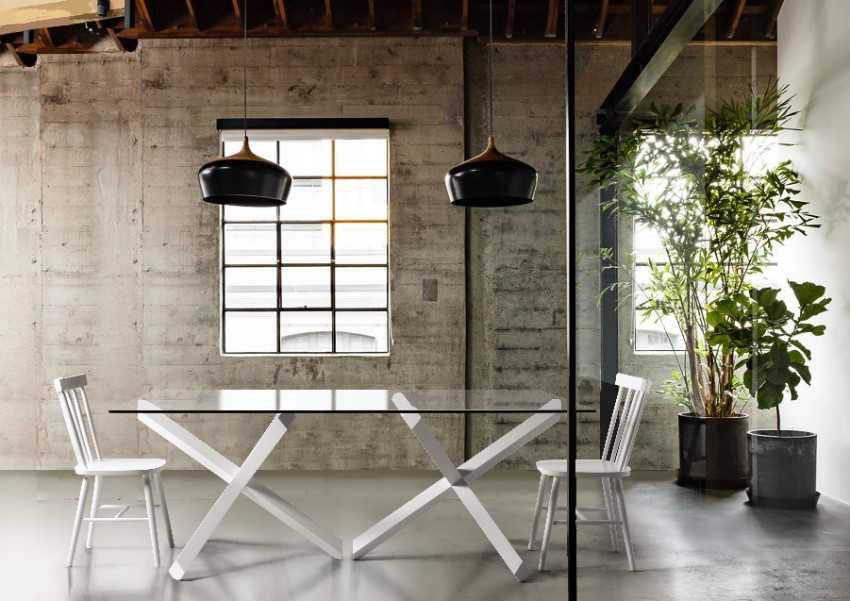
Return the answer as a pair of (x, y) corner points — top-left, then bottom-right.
(111, 389), (576, 582)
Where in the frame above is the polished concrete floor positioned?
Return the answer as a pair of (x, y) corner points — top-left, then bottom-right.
(0, 470), (848, 601)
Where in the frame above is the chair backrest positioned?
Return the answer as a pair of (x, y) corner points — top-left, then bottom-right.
(54, 374), (102, 469)
(601, 373), (652, 471)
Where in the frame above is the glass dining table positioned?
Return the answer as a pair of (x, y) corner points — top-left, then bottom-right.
(111, 388), (587, 582)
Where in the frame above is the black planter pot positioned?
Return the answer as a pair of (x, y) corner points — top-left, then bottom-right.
(677, 412), (750, 490)
(748, 430), (819, 509)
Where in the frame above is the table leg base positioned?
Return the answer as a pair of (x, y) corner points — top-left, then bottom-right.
(353, 395), (561, 582)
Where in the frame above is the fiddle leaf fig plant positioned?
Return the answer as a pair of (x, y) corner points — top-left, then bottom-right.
(580, 81), (829, 421)
(706, 282), (830, 431)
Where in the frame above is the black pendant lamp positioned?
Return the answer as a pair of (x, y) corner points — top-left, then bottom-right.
(198, 0), (291, 207)
(445, 0), (537, 207)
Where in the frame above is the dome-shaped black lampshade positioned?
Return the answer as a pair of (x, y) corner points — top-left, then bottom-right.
(445, 136), (537, 207)
(199, 136), (292, 207)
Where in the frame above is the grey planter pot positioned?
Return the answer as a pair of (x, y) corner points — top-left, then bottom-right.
(677, 413), (750, 490)
(747, 429), (820, 509)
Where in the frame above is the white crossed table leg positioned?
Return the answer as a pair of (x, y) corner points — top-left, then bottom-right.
(137, 400), (343, 580)
(352, 393), (562, 582)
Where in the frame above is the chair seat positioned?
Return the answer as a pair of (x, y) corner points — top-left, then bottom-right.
(75, 457), (166, 476)
(536, 459), (631, 478)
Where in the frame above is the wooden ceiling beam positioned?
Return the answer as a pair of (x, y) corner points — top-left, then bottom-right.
(184, 0), (200, 30)
(545, 0), (559, 38)
(764, 0), (782, 39)
(325, 0), (334, 31)
(726, 0), (746, 39)
(135, 0), (156, 32)
(36, 27), (54, 47)
(411, 0), (423, 31)
(367, 0), (376, 31)
(272, 0), (289, 30)
(461, 0), (469, 32)
(595, 0), (609, 39)
(3, 41), (37, 66)
(106, 25), (138, 51)
(506, 0), (516, 39)
(231, 0), (243, 25)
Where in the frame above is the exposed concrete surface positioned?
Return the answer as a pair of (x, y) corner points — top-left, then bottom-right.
(0, 37), (776, 470)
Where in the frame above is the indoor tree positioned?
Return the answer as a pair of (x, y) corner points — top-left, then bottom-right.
(581, 82), (828, 419)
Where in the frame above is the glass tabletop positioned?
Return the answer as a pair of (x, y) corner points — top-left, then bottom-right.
(110, 389), (594, 414)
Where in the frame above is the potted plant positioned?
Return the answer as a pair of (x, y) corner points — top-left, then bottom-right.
(580, 82), (827, 490)
(708, 283), (829, 507)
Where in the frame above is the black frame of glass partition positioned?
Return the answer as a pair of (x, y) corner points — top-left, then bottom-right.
(219, 119), (390, 355)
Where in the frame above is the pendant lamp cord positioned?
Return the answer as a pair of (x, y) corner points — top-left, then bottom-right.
(243, 0), (248, 139)
(487, 0), (494, 138)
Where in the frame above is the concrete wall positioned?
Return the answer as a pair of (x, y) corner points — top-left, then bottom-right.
(0, 38), (467, 470)
(0, 35), (774, 470)
(778, 0), (850, 504)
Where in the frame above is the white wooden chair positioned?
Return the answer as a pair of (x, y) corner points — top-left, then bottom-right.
(54, 374), (174, 568)
(528, 373), (651, 571)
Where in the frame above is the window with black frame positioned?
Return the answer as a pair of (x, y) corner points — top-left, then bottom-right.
(219, 123), (390, 355)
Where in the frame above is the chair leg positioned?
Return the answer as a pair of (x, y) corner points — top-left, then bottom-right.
(68, 477), (91, 567)
(85, 475), (102, 549)
(528, 473), (548, 550)
(153, 472), (175, 549)
(602, 477), (619, 552)
(538, 476), (560, 571)
(614, 479), (636, 572)
(142, 474), (161, 568)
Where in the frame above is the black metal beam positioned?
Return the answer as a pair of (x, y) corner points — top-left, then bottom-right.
(597, 0), (723, 131)
(566, 1), (577, 600)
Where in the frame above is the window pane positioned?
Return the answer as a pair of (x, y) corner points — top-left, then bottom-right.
(633, 222), (667, 263)
(281, 223), (330, 263)
(335, 267), (387, 308)
(224, 312), (277, 353)
(281, 266), (331, 308)
(224, 224), (276, 265)
(335, 224), (387, 265)
(335, 312), (388, 353)
(280, 140), (332, 176)
(335, 139), (387, 176)
(335, 179), (388, 220)
(284, 179), (333, 221)
(634, 266), (685, 351)
(280, 311), (333, 353)
(223, 204), (277, 222)
(224, 267), (277, 308)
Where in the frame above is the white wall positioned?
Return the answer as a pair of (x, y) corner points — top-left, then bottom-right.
(778, 0), (850, 504)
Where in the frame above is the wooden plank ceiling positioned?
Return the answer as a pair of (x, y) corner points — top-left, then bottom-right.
(1, 0), (781, 67)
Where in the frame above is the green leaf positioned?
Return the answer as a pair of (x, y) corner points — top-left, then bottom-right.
(790, 281), (826, 306)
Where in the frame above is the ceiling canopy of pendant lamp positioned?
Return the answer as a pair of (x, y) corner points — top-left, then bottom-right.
(198, 0), (291, 207)
(445, 0), (537, 207)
